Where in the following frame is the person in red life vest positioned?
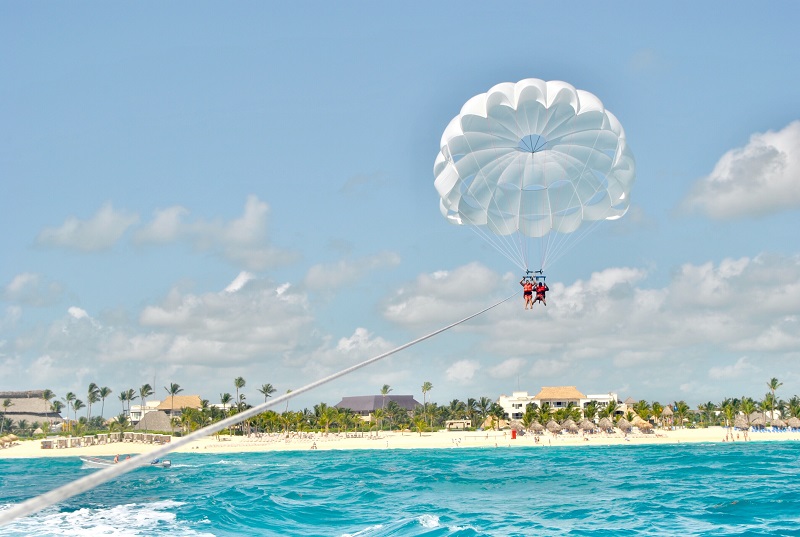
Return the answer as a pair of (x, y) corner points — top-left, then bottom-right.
(533, 281), (549, 306)
(520, 278), (534, 309)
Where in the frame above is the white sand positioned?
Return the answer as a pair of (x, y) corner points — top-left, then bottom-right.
(2, 427), (799, 459)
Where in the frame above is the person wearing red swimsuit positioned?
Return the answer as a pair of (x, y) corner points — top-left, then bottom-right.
(520, 278), (534, 309)
(533, 282), (549, 306)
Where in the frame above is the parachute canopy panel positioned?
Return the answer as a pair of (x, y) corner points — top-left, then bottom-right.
(434, 78), (636, 270)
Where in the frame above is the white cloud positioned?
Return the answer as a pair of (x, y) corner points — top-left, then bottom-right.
(681, 120), (800, 219)
(488, 358), (526, 379)
(135, 196), (298, 270)
(708, 357), (760, 380)
(445, 359), (480, 383)
(3, 273), (63, 306)
(37, 203), (139, 252)
(383, 262), (506, 326)
(305, 252), (401, 291)
(134, 206), (189, 243)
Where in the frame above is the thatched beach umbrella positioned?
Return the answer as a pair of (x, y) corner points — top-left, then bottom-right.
(750, 415), (766, 427)
(787, 417), (800, 429)
(734, 415), (749, 429)
(598, 417), (613, 430)
(661, 406), (673, 416)
(532, 422), (545, 433)
(579, 419), (595, 432)
(561, 419), (577, 433)
(617, 418), (632, 432)
(546, 420), (561, 434)
(771, 418), (786, 428)
(639, 421), (653, 431)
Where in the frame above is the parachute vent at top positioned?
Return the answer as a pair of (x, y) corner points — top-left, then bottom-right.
(434, 78), (636, 271)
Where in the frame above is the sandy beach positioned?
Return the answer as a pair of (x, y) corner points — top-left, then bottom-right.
(2, 427), (799, 459)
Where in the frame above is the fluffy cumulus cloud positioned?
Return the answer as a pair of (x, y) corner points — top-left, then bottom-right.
(3, 273), (63, 306)
(37, 203), (139, 251)
(681, 121), (800, 219)
(377, 256), (800, 404)
(135, 195), (298, 270)
(383, 262), (506, 326)
(304, 252), (401, 292)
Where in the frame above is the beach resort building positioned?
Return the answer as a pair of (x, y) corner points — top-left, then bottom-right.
(155, 394), (203, 419)
(496, 387), (620, 420)
(0, 390), (64, 431)
(334, 395), (421, 422)
(129, 400), (161, 424)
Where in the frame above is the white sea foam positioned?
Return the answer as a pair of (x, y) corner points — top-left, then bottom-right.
(417, 514), (440, 528)
(0, 501), (215, 537)
(341, 523), (384, 537)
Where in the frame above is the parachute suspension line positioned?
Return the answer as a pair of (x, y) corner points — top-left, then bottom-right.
(0, 292), (517, 527)
(540, 125), (607, 271)
(458, 113), (526, 269)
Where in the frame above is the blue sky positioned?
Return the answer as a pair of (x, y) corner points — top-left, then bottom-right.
(2, 3), (799, 414)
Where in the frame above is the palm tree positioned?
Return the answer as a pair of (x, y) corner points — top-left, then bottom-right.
(234, 377), (246, 408)
(118, 391), (128, 415)
(63, 392), (76, 433)
(477, 396), (492, 429)
(139, 384), (154, 412)
(72, 399), (86, 430)
(413, 415), (426, 436)
(125, 389), (138, 416)
(651, 401), (664, 427)
(164, 383), (183, 423)
(258, 383), (276, 404)
(220, 393), (233, 435)
(767, 377), (782, 421)
(1, 398), (12, 434)
(490, 402), (505, 430)
(41, 389), (55, 426)
(98, 387), (112, 420)
(421, 381), (433, 427)
(50, 400), (64, 422)
(673, 401), (690, 429)
(86, 383), (99, 424)
(381, 384), (392, 411)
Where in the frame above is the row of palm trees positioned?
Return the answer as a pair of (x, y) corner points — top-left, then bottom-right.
(5, 376), (797, 438)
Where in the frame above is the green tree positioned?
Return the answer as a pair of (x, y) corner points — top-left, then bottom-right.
(63, 392), (76, 433)
(164, 383), (183, 427)
(421, 381), (433, 427)
(673, 401), (690, 429)
(87, 383), (99, 424)
(381, 384), (392, 411)
(767, 377), (782, 421)
(72, 399), (86, 430)
(1, 398), (12, 434)
(41, 389), (55, 426)
(413, 415), (427, 436)
(98, 387), (112, 420)
(258, 383), (276, 404)
(490, 402), (506, 430)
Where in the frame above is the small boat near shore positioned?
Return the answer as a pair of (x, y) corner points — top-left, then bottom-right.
(80, 456), (171, 469)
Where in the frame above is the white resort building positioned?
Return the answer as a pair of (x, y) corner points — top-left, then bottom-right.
(497, 387), (619, 420)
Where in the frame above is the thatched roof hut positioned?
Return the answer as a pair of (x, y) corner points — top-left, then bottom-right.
(734, 415), (749, 429)
(787, 417), (800, 429)
(661, 406), (673, 416)
(546, 420), (561, 433)
(134, 411), (173, 432)
(598, 417), (614, 430)
(771, 418), (786, 428)
(617, 418), (632, 432)
(579, 419), (595, 432)
(531, 422), (545, 433)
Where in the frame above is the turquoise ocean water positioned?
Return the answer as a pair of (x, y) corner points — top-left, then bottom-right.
(2, 441), (799, 536)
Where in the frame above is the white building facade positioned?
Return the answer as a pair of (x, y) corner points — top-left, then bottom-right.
(497, 388), (620, 421)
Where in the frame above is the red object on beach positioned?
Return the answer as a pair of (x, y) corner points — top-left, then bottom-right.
(511, 430), (517, 440)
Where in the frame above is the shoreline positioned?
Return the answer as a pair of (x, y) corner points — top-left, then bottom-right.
(2, 427), (799, 459)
